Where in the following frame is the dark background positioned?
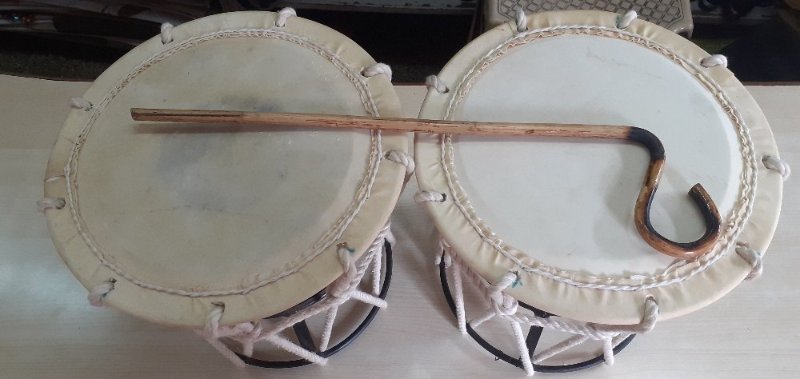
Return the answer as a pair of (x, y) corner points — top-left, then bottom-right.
(1, 0), (798, 82)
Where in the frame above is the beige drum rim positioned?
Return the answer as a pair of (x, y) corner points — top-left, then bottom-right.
(415, 10), (783, 325)
(44, 11), (408, 328)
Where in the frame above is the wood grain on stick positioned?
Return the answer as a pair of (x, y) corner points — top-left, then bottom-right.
(131, 108), (633, 139)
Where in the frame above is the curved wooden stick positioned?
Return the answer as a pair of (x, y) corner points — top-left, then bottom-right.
(131, 108), (721, 259)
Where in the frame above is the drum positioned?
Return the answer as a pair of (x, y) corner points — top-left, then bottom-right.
(415, 10), (787, 375)
(40, 9), (412, 368)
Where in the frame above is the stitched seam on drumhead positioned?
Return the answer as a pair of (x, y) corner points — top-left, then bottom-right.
(440, 25), (757, 290)
(64, 28), (383, 297)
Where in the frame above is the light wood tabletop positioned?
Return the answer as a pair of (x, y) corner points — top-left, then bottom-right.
(0, 75), (797, 378)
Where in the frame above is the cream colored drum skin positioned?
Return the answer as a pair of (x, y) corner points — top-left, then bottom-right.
(416, 9), (782, 337)
(43, 10), (408, 332)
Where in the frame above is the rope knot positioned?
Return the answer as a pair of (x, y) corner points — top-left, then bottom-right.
(494, 293), (519, 316)
(328, 243), (358, 299)
(639, 296), (659, 332)
(37, 197), (65, 212)
(762, 155), (791, 181)
(204, 302), (225, 338)
(735, 244), (763, 280)
(435, 252), (452, 268)
(425, 75), (449, 93)
(385, 228), (396, 247)
(514, 8), (528, 33)
(591, 296), (659, 335)
(436, 239), (454, 267)
(487, 272), (520, 316)
(386, 150), (415, 176)
(701, 54), (728, 68)
(241, 321), (263, 357)
(489, 272), (518, 294)
(362, 63), (393, 81)
(617, 10), (638, 29)
(160, 23), (174, 44)
(275, 7), (296, 27)
(87, 279), (116, 306)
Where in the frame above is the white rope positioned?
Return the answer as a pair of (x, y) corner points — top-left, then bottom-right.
(275, 7), (296, 27)
(350, 290), (388, 307)
(414, 190), (446, 203)
(37, 197), (65, 212)
(316, 241), (385, 351)
(617, 10), (638, 29)
(198, 331), (247, 368)
(425, 75), (449, 94)
(441, 242), (660, 370)
(385, 228), (396, 247)
(762, 155), (791, 181)
(160, 23), (174, 44)
(701, 54), (728, 68)
(592, 297), (658, 334)
(735, 244), (763, 280)
(330, 243), (358, 297)
(196, 225), (391, 365)
(386, 150), (415, 180)
(602, 338), (615, 365)
(532, 335), (589, 364)
(371, 246), (383, 295)
(87, 279), (115, 306)
(198, 314), (257, 366)
(515, 9), (528, 33)
(437, 240), (453, 267)
(267, 335), (328, 365)
(205, 303), (225, 338)
(448, 253), (467, 335)
(362, 63), (392, 81)
(510, 319), (534, 376)
(332, 239), (387, 308)
(434, 254), (450, 267)
(470, 272), (519, 328)
(69, 97), (92, 111)
(319, 306), (339, 352)
(297, 245), (354, 355)
(611, 333), (630, 346)
(469, 307), (498, 329)
(240, 321), (262, 357)
(256, 232), (389, 340)
(488, 272), (518, 295)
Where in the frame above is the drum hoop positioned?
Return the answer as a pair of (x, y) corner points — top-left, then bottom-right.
(439, 25), (758, 290)
(62, 28), (385, 297)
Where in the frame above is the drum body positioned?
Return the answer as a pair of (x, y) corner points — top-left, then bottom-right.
(42, 9), (410, 367)
(416, 10), (783, 374)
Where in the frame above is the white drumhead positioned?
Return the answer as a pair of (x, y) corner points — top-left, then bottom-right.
(44, 11), (408, 327)
(416, 11), (783, 324)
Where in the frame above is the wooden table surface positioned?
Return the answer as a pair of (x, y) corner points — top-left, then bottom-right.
(1, 75), (797, 378)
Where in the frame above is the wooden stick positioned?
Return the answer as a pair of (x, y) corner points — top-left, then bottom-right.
(131, 108), (632, 140)
(130, 107), (721, 259)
